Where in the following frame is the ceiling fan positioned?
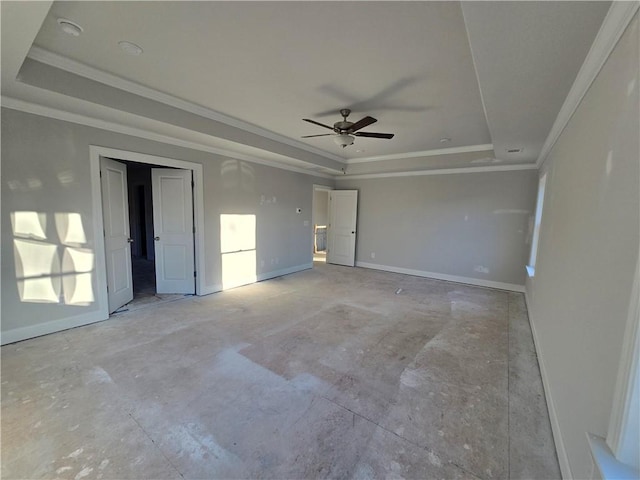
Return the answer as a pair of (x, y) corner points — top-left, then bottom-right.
(302, 109), (395, 148)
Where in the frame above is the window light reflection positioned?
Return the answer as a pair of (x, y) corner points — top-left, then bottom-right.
(55, 213), (87, 244)
(221, 214), (257, 290)
(11, 211), (95, 306)
(11, 211), (47, 239)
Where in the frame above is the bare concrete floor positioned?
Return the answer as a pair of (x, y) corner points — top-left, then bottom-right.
(1, 263), (560, 479)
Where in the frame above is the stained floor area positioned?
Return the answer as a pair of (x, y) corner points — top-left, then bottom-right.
(1, 263), (560, 479)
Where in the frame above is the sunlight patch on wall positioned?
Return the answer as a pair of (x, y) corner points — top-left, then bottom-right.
(11, 211), (95, 306)
(56, 212), (87, 244)
(62, 248), (95, 305)
(13, 239), (60, 303)
(11, 211), (47, 239)
(221, 214), (256, 290)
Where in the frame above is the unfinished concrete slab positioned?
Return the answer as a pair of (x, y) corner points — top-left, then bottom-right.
(1, 263), (560, 479)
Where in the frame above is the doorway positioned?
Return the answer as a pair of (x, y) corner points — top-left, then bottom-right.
(101, 157), (195, 312)
(312, 186), (331, 263)
(91, 146), (206, 319)
(123, 161), (157, 303)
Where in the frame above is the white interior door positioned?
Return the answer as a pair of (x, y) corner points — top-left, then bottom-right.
(101, 157), (134, 312)
(152, 168), (195, 294)
(327, 190), (358, 267)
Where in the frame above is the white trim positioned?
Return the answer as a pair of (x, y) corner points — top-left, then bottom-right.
(346, 144), (494, 164)
(90, 146), (207, 299)
(257, 263), (312, 283)
(1, 97), (334, 179)
(524, 291), (573, 479)
(588, 433), (639, 480)
(336, 163), (537, 180)
(537, 2), (640, 168)
(311, 185), (333, 260)
(27, 46), (346, 164)
(200, 284), (223, 296)
(356, 261), (525, 292)
(197, 263), (312, 294)
(461, 6), (495, 152)
(0, 263), (312, 345)
(1, 310), (107, 345)
(607, 250), (640, 465)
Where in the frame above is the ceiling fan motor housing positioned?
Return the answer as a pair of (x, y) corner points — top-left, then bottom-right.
(335, 121), (354, 132)
(301, 108), (394, 147)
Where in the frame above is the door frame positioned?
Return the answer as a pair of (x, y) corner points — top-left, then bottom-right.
(311, 184), (333, 261)
(90, 146), (206, 319)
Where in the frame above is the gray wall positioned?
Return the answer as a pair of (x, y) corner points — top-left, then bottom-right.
(1, 108), (333, 341)
(525, 13), (639, 479)
(337, 169), (537, 287)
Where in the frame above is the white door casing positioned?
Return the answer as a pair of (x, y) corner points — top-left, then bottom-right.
(327, 190), (358, 267)
(101, 157), (134, 312)
(152, 168), (195, 294)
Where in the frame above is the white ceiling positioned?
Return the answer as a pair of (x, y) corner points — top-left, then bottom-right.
(2, 1), (611, 174)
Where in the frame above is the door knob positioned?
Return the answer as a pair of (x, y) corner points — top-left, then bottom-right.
(127, 238), (134, 243)
(154, 236), (160, 241)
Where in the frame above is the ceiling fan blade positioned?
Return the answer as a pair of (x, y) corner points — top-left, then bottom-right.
(354, 132), (395, 139)
(303, 118), (335, 130)
(349, 116), (377, 132)
(301, 134), (333, 138)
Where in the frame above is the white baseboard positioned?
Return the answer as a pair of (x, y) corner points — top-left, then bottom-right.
(199, 263), (313, 294)
(257, 263), (313, 282)
(1, 310), (108, 346)
(1, 264), (314, 345)
(355, 261), (525, 292)
(200, 284), (223, 296)
(524, 291), (572, 479)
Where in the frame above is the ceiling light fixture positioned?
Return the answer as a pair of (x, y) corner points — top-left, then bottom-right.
(57, 18), (83, 37)
(118, 41), (143, 56)
(334, 134), (355, 148)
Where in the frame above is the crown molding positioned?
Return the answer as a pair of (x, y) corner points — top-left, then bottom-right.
(26, 46), (346, 165)
(336, 163), (537, 180)
(346, 144), (494, 164)
(537, 1), (639, 168)
(1, 96), (335, 179)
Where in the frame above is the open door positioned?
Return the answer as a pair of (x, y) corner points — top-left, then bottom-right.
(152, 168), (195, 294)
(101, 157), (134, 312)
(327, 190), (358, 267)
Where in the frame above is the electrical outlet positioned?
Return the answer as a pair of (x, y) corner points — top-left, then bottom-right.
(371, 252), (376, 259)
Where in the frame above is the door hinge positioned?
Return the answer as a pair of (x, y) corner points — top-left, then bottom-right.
(191, 179), (195, 188)
(194, 271), (197, 278)
(193, 226), (196, 233)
